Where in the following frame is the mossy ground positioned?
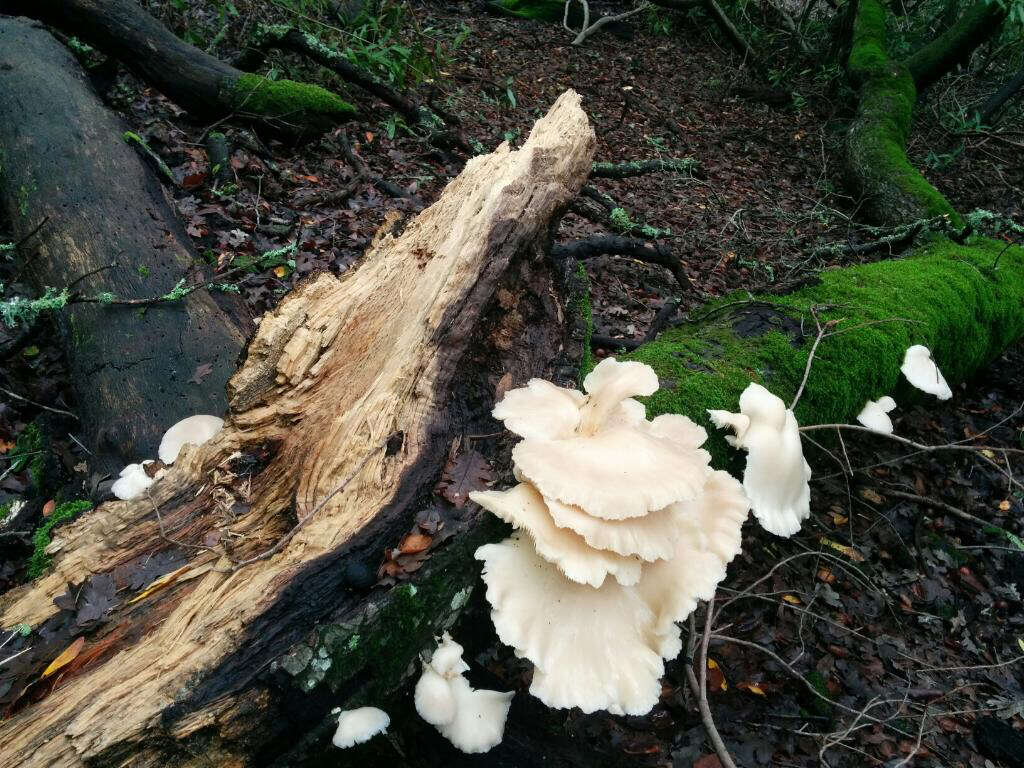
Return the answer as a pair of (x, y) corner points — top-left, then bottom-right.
(626, 237), (1024, 466)
(228, 74), (355, 127)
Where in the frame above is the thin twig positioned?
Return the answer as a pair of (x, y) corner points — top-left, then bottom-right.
(0, 386), (78, 420)
(685, 598), (739, 768)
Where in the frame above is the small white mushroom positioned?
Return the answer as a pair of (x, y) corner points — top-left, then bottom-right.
(158, 415), (224, 464)
(111, 461), (163, 500)
(857, 396), (897, 434)
(901, 345), (952, 400)
(331, 706), (389, 749)
(415, 634), (513, 753)
(708, 383), (811, 537)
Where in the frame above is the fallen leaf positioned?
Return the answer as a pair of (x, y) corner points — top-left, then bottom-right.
(830, 511), (849, 526)
(860, 489), (884, 505)
(42, 636), (85, 678)
(694, 756), (723, 768)
(817, 567), (836, 583)
(820, 537), (866, 562)
(182, 172), (208, 190)
(706, 658), (727, 691)
(189, 363), (214, 385)
(0, 438), (14, 454)
(42, 500), (55, 518)
(737, 681), (766, 696)
(999, 499), (1011, 511)
(782, 594), (802, 605)
(273, 265), (288, 278)
(437, 451), (493, 508)
(399, 532), (432, 554)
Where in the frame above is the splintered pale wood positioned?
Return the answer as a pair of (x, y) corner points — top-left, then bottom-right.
(0, 91), (595, 766)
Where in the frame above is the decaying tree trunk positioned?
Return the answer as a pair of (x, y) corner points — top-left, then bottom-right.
(0, 90), (596, 767)
(0, 18), (248, 472)
(7, 0), (356, 133)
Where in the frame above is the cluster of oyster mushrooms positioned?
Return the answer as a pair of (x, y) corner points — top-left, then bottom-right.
(471, 358), (750, 716)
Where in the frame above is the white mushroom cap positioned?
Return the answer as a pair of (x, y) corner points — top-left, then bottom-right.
(492, 379), (584, 441)
(512, 427), (710, 520)
(901, 345), (952, 400)
(708, 383), (810, 537)
(111, 461), (162, 500)
(476, 533), (664, 716)
(331, 706), (389, 748)
(546, 496), (683, 561)
(436, 676), (514, 754)
(470, 483), (642, 587)
(158, 415), (224, 464)
(578, 358), (659, 435)
(856, 396), (897, 434)
(415, 665), (457, 726)
(428, 632), (470, 678)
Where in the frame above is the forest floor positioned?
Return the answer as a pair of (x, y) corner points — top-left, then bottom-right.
(1, 1), (1023, 766)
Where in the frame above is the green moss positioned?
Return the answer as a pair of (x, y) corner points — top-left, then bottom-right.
(575, 261), (594, 384)
(628, 237), (1024, 466)
(27, 500), (92, 579)
(845, 0), (961, 227)
(228, 74), (355, 128)
(905, 1), (1007, 90)
(486, 0), (565, 22)
(281, 517), (505, 702)
(803, 670), (834, 718)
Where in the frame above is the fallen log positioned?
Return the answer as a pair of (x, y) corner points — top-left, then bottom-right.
(0, 91), (595, 767)
(0, 18), (248, 472)
(7, 0), (356, 133)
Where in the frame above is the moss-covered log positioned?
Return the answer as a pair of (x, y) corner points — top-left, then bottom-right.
(844, 0), (959, 226)
(7, 0), (355, 133)
(626, 237), (1024, 463)
(0, 18), (248, 472)
(905, 0), (1007, 92)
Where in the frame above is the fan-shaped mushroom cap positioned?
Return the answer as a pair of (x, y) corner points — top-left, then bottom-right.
(857, 396), (897, 434)
(435, 676), (514, 754)
(331, 707), (389, 748)
(158, 415), (224, 464)
(708, 383), (810, 537)
(578, 358), (659, 435)
(546, 496), (683, 561)
(512, 428), (710, 520)
(111, 461), (161, 500)
(429, 632), (470, 678)
(476, 533), (664, 716)
(470, 483), (642, 586)
(901, 345), (952, 400)
(492, 379), (584, 441)
(706, 409), (750, 447)
(415, 665), (457, 726)
(672, 470), (749, 563)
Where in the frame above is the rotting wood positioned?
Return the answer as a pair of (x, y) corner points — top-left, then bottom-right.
(0, 90), (595, 767)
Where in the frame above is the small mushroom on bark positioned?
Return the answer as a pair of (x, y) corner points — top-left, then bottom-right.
(331, 706), (390, 748)
(857, 396), (897, 434)
(901, 345), (952, 400)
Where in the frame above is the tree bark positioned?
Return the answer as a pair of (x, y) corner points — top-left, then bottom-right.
(0, 18), (248, 472)
(6, 0), (356, 134)
(0, 90), (596, 768)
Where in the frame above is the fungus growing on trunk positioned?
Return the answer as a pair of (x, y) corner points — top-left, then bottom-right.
(157, 414), (225, 464)
(708, 382), (810, 537)
(857, 396), (897, 434)
(331, 706), (390, 748)
(472, 358), (749, 716)
(110, 460), (164, 500)
(414, 633), (513, 753)
(901, 345), (952, 400)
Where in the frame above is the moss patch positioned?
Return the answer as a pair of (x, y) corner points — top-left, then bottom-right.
(628, 237), (1024, 466)
(228, 74), (355, 128)
(9, 423), (45, 491)
(27, 500), (92, 579)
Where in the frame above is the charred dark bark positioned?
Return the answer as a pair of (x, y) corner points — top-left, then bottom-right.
(5, 0), (356, 133)
(0, 18), (248, 471)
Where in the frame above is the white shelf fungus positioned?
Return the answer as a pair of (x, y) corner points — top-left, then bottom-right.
(331, 706), (389, 748)
(414, 633), (513, 753)
(157, 415), (225, 464)
(901, 345), (952, 400)
(856, 396), (897, 434)
(111, 461), (164, 501)
(708, 382), (810, 538)
(472, 357), (749, 716)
